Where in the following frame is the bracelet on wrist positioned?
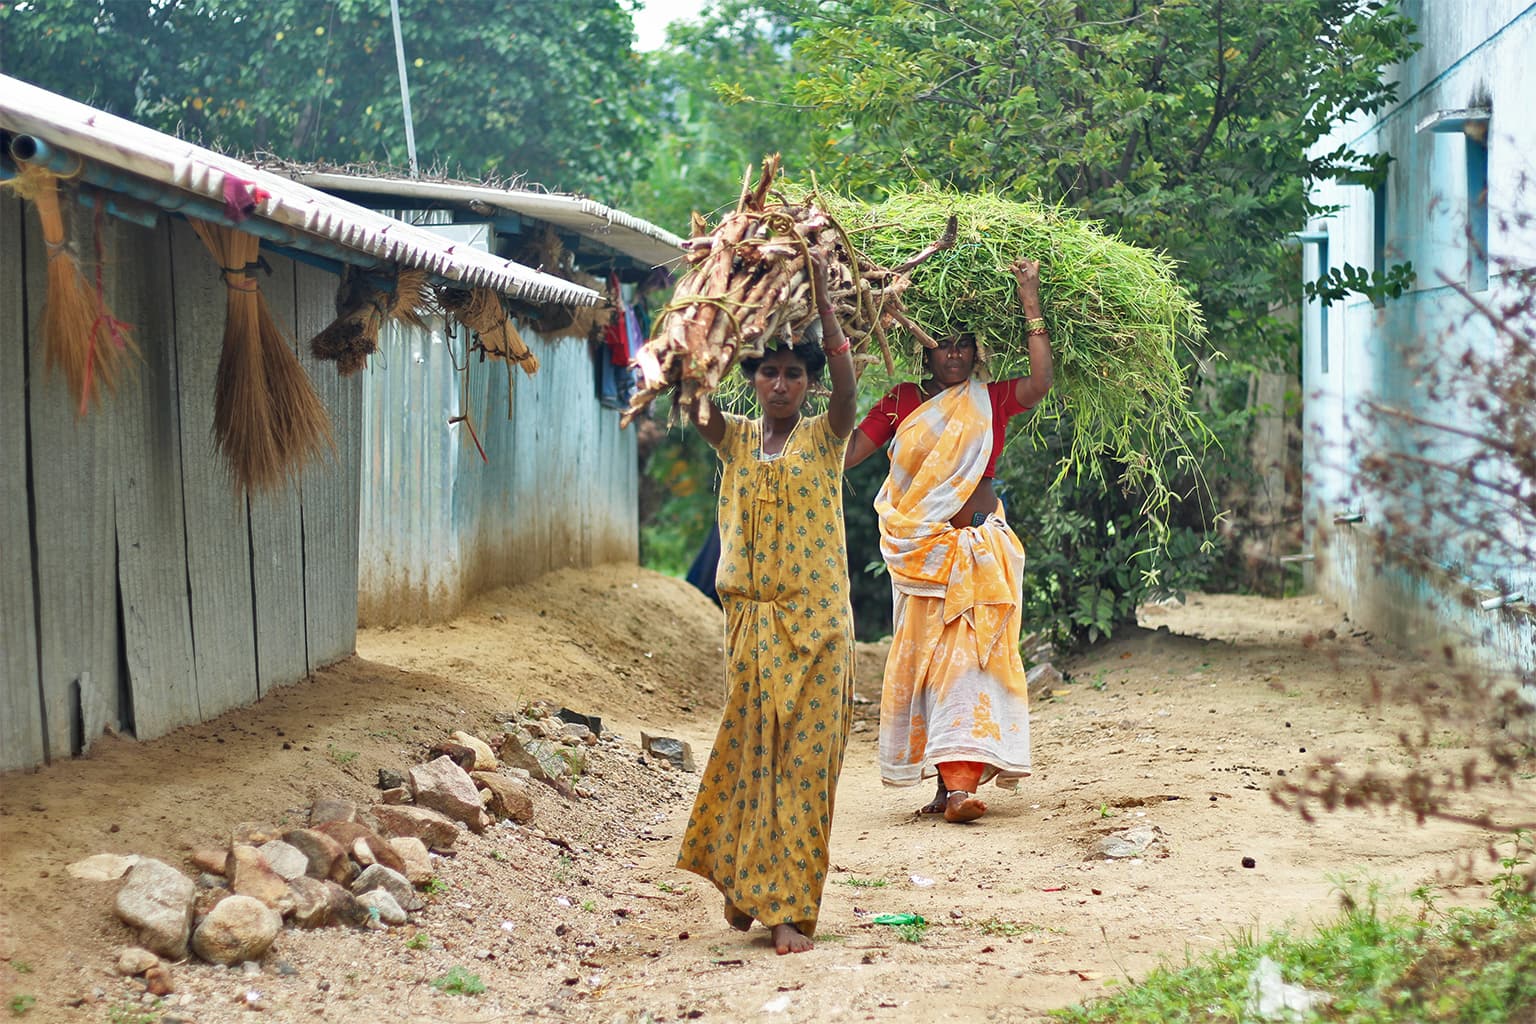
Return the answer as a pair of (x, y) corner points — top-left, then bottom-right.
(1024, 316), (1048, 334)
(824, 338), (851, 357)
(819, 305), (835, 316)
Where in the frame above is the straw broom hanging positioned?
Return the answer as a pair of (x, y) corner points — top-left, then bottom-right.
(311, 266), (434, 376)
(438, 286), (539, 374)
(2, 162), (138, 413)
(188, 217), (332, 491)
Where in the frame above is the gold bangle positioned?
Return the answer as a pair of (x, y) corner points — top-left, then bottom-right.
(1024, 316), (1048, 334)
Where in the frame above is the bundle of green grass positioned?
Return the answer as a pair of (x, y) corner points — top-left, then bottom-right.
(824, 188), (1210, 522)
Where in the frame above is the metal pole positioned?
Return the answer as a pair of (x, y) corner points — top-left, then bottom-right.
(389, 0), (419, 177)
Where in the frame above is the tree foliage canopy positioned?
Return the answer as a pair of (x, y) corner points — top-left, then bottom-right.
(778, 0), (1417, 362)
(0, 0), (654, 194)
(629, 0), (833, 237)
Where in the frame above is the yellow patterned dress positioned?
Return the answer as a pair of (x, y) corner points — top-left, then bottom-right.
(676, 411), (854, 937)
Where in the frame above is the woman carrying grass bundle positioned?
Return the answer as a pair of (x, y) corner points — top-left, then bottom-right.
(675, 252), (858, 955)
(845, 258), (1053, 823)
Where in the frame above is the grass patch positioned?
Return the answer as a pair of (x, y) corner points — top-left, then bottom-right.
(1053, 871), (1536, 1024)
(405, 932), (431, 951)
(975, 916), (1047, 938)
(430, 966), (486, 997)
(106, 1002), (160, 1024)
(9, 995), (35, 1016)
(840, 876), (889, 889)
(326, 743), (360, 765)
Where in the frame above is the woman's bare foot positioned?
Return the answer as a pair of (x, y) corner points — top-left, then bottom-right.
(918, 776), (948, 814)
(943, 790), (987, 823)
(771, 923), (814, 955)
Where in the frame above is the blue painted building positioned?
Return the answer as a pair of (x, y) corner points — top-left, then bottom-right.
(1301, 1), (1535, 679)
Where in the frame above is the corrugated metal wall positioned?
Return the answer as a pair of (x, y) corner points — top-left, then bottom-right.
(0, 198), (361, 770)
(356, 220), (638, 627)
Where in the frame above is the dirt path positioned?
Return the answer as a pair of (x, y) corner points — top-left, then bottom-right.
(0, 567), (1527, 1023)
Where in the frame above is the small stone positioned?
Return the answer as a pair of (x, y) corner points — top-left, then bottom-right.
(426, 742), (478, 771)
(560, 723), (594, 745)
(353, 864), (423, 912)
(116, 947), (160, 976)
(308, 797), (358, 827)
(227, 846), (292, 911)
(470, 772), (535, 824)
(114, 858), (197, 959)
(190, 895), (281, 966)
(287, 877), (333, 929)
(1242, 856), (1257, 869)
(281, 828), (350, 884)
(450, 731), (499, 771)
(188, 848), (229, 877)
(640, 734), (695, 773)
(388, 837), (434, 886)
(381, 786), (411, 805)
(377, 768), (406, 790)
(557, 708), (602, 738)
(67, 853), (140, 882)
(1026, 662), (1064, 698)
(256, 840), (309, 881)
(231, 822), (282, 846)
(144, 964), (175, 996)
(358, 889), (408, 926)
(370, 805), (460, 850)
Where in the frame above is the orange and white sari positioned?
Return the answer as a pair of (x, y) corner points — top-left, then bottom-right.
(875, 379), (1031, 789)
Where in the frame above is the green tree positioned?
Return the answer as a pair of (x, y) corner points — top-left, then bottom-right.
(0, 0), (653, 195)
(782, 0), (1414, 362)
(628, 0), (833, 235)
(745, 0), (1417, 644)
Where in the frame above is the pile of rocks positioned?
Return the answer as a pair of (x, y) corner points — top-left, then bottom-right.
(70, 727), (547, 996)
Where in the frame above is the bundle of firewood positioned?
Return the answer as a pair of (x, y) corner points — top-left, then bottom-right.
(621, 154), (954, 425)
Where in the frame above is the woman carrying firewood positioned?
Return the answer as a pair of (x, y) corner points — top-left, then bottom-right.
(675, 250), (858, 955)
(844, 258), (1053, 823)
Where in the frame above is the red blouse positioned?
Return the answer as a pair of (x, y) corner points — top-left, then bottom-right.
(855, 380), (1033, 478)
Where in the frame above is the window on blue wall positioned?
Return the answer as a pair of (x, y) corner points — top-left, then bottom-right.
(1372, 182), (1388, 309)
(1466, 134), (1489, 292)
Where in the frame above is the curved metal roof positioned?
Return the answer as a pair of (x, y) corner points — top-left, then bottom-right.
(0, 74), (599, 306)
(290, 173), (686, 272)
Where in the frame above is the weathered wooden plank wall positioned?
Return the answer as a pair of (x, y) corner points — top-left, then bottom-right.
(22, 194), (121, 758)
(1, 211), (364, 771)
(110, 216), (197, 740)
(247, 254), (310, 694)
(170, 218), (260, 719)
(0, 196), (45, 770)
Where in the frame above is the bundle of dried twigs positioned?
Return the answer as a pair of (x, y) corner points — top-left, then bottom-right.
(438, 285), (540, 375)
(621, 154), (953, 426)
(190, 217), (332, 491)
(509, 224), (612, 342)
(311, 267), (433, 376)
